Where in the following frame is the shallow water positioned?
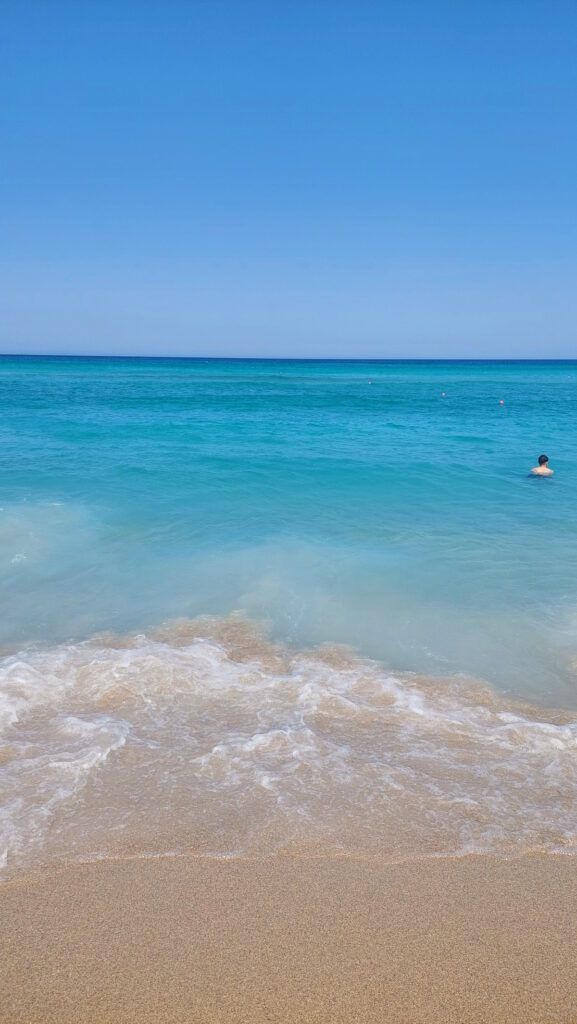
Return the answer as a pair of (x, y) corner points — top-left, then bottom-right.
(1, 357), (577, 874)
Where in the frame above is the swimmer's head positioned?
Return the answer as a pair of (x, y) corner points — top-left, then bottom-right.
(538, 454), (549, 466)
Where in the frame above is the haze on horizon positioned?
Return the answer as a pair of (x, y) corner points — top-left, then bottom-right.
(1, 0), (576, 359)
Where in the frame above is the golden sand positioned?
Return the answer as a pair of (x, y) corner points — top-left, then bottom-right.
(1, 853), (577, 1023)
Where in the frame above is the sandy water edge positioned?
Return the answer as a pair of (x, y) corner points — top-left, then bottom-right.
(2, 851), (577, 1023)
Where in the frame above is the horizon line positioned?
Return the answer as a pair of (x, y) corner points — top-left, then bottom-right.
(2, 354), (577, 364)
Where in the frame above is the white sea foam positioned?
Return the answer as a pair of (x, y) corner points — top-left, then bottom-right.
(1, 615), (577, 878)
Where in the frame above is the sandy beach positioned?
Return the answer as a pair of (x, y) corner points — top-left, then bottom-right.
(2, 852), (577, 1023)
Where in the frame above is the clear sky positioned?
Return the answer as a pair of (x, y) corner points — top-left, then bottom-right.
(1, 0), (576, 358)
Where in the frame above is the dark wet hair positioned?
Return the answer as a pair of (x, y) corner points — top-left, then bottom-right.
(538, 454), (549, 466)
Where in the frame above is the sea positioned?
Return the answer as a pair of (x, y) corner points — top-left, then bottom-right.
(2, 356), (577, 877)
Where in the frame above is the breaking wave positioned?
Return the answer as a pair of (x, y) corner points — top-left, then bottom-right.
(1, 615), (577, 878)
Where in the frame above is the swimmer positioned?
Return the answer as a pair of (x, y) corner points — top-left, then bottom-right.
(530, 454), (554, 477)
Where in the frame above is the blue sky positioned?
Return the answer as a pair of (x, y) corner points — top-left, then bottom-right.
(1, 0), (576, 357)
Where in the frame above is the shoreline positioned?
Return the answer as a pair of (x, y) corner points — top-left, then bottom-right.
(2, 851), (577, 1023)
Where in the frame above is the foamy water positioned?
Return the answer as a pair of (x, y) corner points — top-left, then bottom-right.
(2, 616), (577, 878)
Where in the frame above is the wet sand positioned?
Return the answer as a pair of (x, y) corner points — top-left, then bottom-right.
(1, 853), (577, 1023)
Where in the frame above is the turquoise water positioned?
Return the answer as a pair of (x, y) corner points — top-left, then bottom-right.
(2, 356), (577, 703)
(3, 357), (577, 874)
